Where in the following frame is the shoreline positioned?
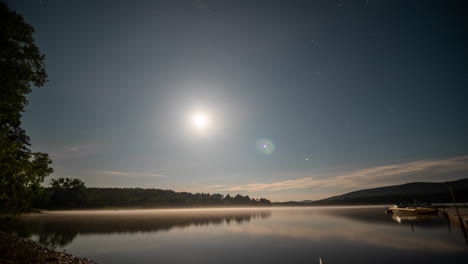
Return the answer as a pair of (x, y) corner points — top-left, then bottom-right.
(0, 231), (96, 264)
(21, 204), (388, 214)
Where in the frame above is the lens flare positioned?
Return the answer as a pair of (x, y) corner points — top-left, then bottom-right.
(256, 138), (275, 155)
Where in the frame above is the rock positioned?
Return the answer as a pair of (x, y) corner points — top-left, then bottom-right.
(0, 231), (97, 264)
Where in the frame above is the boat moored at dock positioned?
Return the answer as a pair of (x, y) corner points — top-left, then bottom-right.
(385, 202), (438, 215)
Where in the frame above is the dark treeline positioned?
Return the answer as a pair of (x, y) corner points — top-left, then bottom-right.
(274, 192), (468, 206)
(38, 178), (271, 209)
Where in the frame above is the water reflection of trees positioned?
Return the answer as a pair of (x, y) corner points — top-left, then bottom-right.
(8, 210), (272, 247)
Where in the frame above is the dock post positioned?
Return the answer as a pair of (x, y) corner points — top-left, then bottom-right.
(450, 185), (468, 246)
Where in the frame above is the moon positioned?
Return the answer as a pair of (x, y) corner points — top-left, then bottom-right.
(192, 113), (209, 129)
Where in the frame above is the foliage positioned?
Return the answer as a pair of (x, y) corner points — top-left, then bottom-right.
(41, 178), (88, 209)
(40, 178), (272, 209)
(0, 2), (53, 214)
(50, 177), (85, 189)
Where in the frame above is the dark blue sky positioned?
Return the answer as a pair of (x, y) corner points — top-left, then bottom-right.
(7, 0), (468, 201)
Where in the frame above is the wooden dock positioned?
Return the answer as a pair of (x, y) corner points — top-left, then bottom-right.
(439, 207), (468, 229)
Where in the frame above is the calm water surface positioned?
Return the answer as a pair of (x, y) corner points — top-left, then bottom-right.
(10, 206), (468, 263)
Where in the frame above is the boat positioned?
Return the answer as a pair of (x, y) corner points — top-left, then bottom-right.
(385, 202), (438, 214)
(387, 206), (438, 214)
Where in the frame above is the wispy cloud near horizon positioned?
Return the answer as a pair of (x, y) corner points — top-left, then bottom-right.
(97, 170), (168, 178)
(219, 156), (468, 193)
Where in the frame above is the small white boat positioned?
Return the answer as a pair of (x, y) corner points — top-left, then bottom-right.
(387, 205), (437, 214)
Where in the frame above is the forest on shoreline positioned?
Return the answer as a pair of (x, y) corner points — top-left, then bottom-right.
(37, 178), (271, 210)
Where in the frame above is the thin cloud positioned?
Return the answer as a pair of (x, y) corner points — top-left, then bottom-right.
(42, 143), (103, 161)
(220, 156), (468, 192)
(97, 170), (167, 178)
(208, 184), (226, 188)
(178, 184), (227, 194)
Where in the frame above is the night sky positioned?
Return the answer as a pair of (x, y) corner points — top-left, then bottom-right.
(6, 0), (468, 201)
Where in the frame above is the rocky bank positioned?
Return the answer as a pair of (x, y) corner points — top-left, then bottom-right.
(0, 231), (96, 264)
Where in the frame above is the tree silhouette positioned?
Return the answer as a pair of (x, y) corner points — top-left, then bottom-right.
(0, 2), (53, 214)
(39, 178), (272, 209)
(43, 178), (88, 208)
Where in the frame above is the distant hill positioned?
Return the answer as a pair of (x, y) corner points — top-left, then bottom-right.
(324, 178), (468, 201)
(274, 178), (468, 206)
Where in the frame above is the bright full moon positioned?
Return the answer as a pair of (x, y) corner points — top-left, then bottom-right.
(192, 113), (209, 129)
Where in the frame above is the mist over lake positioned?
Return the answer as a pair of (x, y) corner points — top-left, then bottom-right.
(8, 207), (468, 264)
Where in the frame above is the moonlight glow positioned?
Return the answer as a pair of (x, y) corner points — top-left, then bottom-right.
(192, 113), (209, 129)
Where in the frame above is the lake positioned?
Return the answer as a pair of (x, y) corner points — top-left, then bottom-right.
(9, 206), (468, 263)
